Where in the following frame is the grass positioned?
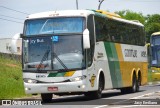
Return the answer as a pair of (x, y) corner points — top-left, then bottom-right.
(0, 55), (29, 99)
(148, 68), (152, 82)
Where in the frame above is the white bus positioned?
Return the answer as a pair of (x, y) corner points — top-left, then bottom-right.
(12, 10), (148, 102)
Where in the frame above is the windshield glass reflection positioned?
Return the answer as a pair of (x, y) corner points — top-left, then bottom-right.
(23, 35), (85, 71)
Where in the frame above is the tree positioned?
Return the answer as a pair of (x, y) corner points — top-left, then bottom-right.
(145, 14), (160, 42)
(115, 10), (160, 43)
(115, 10), (145, 24)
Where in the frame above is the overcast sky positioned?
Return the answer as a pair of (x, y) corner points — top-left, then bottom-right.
(0, 0), (160, 38)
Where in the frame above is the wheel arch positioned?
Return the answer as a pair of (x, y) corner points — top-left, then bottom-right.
(136, 68), (141, 77)
(131, 68), (136, 83)
(96, 69), (105, 90)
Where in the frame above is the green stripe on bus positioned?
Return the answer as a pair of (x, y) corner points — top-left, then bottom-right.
(48, 72), (66, 77)
(104, 42), (122, 88)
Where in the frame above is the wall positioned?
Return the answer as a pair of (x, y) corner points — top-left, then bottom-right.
(0, 38), (22, 55)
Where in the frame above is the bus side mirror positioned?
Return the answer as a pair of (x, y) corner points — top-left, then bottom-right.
(83, 29), (90, 49)
(11, 33), (22, 53)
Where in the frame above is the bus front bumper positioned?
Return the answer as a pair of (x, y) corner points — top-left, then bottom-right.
(24, 81), (87, 94)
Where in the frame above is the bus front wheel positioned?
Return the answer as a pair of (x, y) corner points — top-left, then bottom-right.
(93, 76), (103, 99)
(85, 75), (104, 99)
(41, 93), (52, 103)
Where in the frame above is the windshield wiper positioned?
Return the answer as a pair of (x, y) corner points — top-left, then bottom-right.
(53, 52), (68, 70)
(37, 49), (50, 72)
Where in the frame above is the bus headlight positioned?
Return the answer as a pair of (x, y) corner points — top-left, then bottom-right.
(24, 78), (38, 83)
(152, 70), (158, 72)
(152, 70), (155, 72)
(69, 75), (86, 82)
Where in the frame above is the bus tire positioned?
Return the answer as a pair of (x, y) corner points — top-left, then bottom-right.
(41, 93), (52, 103)
(120, 88), (127, 94)
(136, 73), (141, 92)
(130, 73), (137, 93)
(94, 76), (103, 99)
(121, 74), (138, 94)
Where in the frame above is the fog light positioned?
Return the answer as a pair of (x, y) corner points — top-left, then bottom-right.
(69, 75), (86, 82)
(25, 87), (31, 91)
(24, 78), (37, 83)
(81, 85), (85, 89)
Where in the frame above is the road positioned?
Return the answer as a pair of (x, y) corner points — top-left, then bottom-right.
(1, 84), (160, 108)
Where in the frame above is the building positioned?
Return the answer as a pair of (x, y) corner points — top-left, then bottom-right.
(0, 38), (22, 55)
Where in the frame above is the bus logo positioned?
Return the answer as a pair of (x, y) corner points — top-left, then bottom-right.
(36, 74), (46, 78)
(90, 74), (96, 87)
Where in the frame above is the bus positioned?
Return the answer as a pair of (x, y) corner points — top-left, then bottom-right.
(149, 32), (160, 81)
(12, 10), (148, 102)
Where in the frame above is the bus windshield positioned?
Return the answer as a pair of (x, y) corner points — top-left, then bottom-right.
(24, 17), (84, 36)
(23, 17), (85, 72)
(151, 35), (160, 67)
(23, 35), (84, 71)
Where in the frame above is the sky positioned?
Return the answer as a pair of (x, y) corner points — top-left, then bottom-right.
(0, 0), (160, 38)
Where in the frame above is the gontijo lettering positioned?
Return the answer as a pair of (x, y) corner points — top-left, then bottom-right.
(124, 49), (137, 57)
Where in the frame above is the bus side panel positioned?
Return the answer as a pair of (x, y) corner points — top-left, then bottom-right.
(94, 42), (113, 89)
(104, 42), (123, 88)
(120, 44), (148, 87)
(103, 42), (148, 89)
(89, 41), (148, 91)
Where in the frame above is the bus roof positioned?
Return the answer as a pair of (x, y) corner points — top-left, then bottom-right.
(94, 10), (144, 27)
(27, 10), (94, 19)
(151, 32), (160, 36)
(27, 9), (144, 27)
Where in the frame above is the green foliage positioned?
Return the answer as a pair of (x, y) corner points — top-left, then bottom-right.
(146, 14), (160, 24)
(145, 14), (160, 42)
(115, 10), (145, 24)
(0, 56), (28, 99)
(115, 10), (160, 43)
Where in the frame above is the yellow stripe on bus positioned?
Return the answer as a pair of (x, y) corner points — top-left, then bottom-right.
(115, 43), (124, 61)
(64, 71), (75, 77)
(115, 43), (127, 87)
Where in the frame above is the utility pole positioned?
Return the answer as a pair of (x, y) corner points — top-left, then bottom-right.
(76, 0), (79, 10)
(98, 0), (104, 10)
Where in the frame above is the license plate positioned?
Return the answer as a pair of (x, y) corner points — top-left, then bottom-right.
(48, 87), (58, 91)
